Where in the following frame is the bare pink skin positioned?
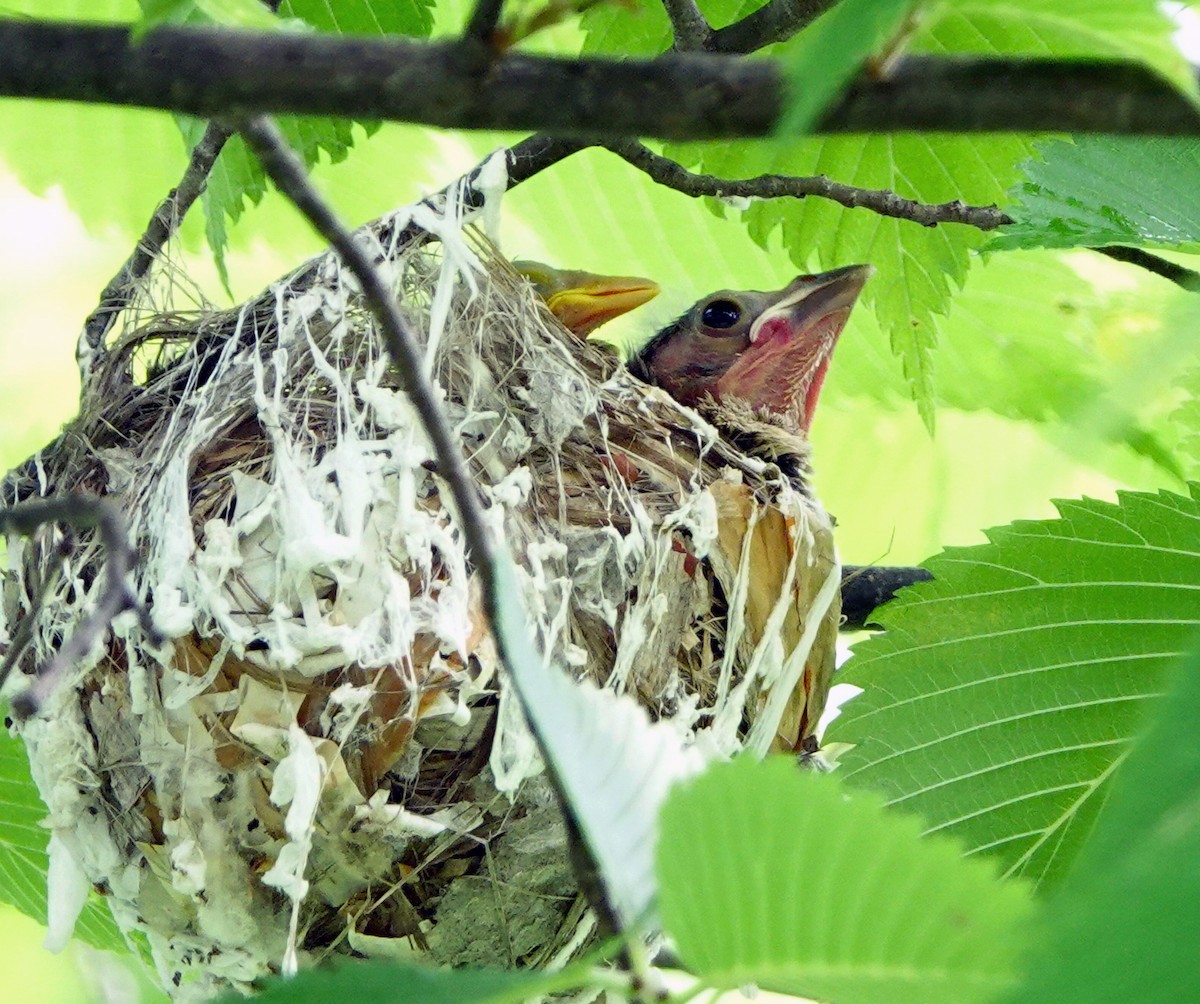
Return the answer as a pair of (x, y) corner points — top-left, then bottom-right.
(635, 265), (873, 432)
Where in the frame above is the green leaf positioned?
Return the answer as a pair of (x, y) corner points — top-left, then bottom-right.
(658, 758), (1035, 1004)
(9, 0), (141, 19)
(280, 0), (435, 38)
(0, 724), (127, 953)
(578, 0), (670, 55)
(1000, 642), (1200, 1004)
(918, 0), (1196, 99)
(142, 0), (436, 33)
(136, 0), (193, 29)
(826, 485), (1200, 891)
(930, 250), (1184, 478)
(136, 0), (282, 30)
(990, 138), (1200, 252)
(934, 253), (1122, 421)
(223, 959), (550, 1004)
(177, 114), (358, 293)
(194, 0), (282, 29)
(1171, 343), (1200, 480)
(778, 0), (920, 134)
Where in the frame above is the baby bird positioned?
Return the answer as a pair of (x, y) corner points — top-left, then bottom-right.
(630, 266), (873, 468)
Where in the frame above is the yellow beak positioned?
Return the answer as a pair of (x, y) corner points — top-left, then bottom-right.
(514, 260), (660, 338)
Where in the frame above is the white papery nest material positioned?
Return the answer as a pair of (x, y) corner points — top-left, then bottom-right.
(2, 185), (839, 1000)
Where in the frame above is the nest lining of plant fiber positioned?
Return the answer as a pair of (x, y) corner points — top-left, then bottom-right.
(2, 202), (839, 999)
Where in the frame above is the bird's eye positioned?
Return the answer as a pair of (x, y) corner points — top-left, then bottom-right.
(700, 299), (741, 330)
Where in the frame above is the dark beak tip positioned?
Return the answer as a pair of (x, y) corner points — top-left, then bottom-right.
(828, 263), (874, 302)
(842, 263), (875, 285)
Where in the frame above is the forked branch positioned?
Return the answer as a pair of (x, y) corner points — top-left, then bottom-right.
(2, 497), (158, 719)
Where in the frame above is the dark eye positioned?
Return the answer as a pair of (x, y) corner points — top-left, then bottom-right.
(700, 299), (741, 329)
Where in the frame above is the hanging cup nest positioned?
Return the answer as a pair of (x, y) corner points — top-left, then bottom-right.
(2, 211), (839, 999)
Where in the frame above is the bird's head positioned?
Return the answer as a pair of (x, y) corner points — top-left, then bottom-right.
(514, 260), (661, 338)
(630, 265), (873, 433)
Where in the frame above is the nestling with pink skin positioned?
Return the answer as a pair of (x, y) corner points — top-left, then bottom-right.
(630, 264), (874, 434)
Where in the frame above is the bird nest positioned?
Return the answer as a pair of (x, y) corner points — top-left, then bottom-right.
(2, 207), (839, 999)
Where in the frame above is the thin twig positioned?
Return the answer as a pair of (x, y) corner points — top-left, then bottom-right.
(708, 0), (837, 53)
(78, 120), (231, 380)
(1097, 246), (1200, 293)
(605, 140), (1200, 292)
(661, 0), (711, 52)
(1, 497), (159, 719)
(605, 140), (1013, 229)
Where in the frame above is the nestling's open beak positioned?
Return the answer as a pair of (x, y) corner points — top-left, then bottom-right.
(719, 264), (873, 432)
(514, 260), (661, 338)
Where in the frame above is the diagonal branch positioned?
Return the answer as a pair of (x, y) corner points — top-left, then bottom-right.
(237, 114), (621, 930)
(605, 140), (1012, 229)
(77, 120), (231, 381)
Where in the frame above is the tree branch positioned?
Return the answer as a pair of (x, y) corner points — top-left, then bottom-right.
(827, 56), (1198, 135)
(0, 20), (777, 140)
(77, 120), (231, 380)
(708, 0), (838, 54)
(464, 0), (507, 47)
(603, 144), (1200, 293)
(1097, 246), (1200, 293)
(223, 131), (1200, 308)
(840, 564), (932, 629)
(604, 140), (1012, 228)
(3, 21), (1200, 138)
